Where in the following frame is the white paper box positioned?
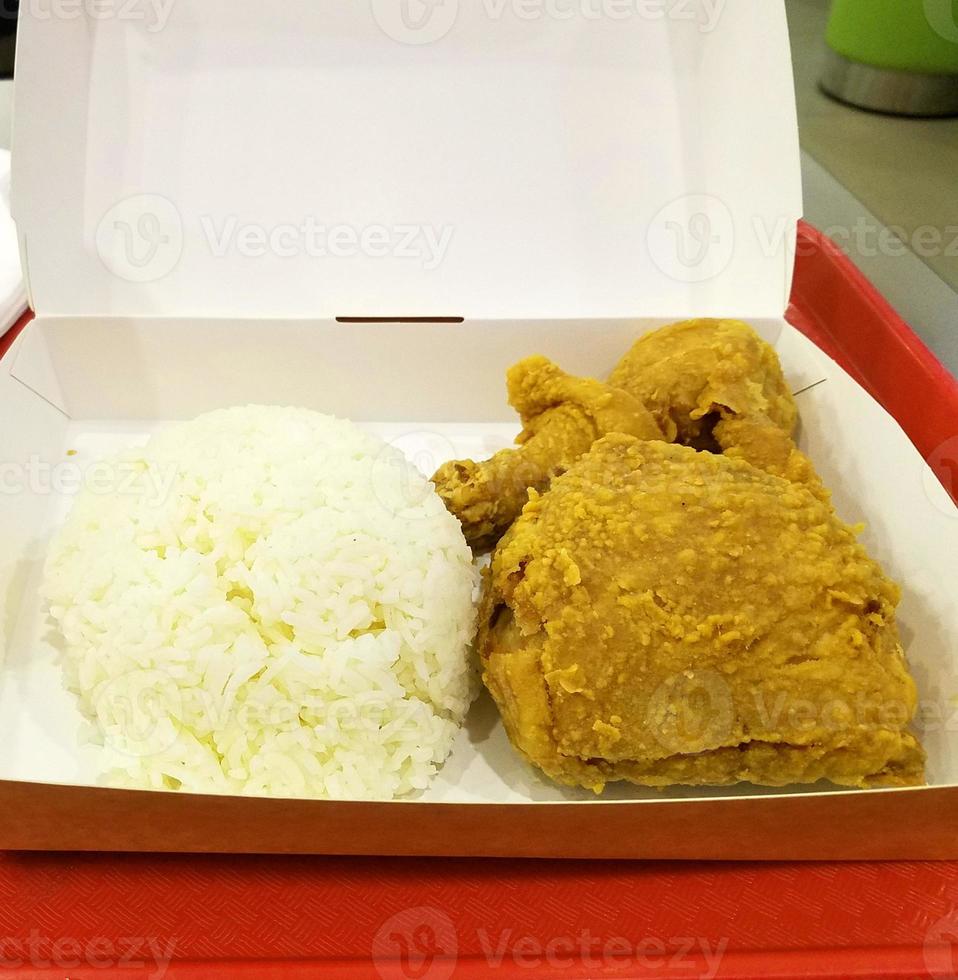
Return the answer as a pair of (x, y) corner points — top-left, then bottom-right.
(2, 0), (956, 859)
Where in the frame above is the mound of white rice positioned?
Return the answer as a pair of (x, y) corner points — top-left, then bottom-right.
(43, 405), (479, 800)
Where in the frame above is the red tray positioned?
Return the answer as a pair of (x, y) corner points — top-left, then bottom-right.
(1, 222), (957, 979)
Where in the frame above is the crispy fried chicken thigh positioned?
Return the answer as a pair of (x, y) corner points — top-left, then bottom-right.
(478, 435), (924, 792)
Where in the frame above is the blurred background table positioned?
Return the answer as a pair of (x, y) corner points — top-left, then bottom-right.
(787, 0), (958, 376)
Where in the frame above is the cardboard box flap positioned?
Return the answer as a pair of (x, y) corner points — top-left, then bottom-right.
(11, 0), (802, 321)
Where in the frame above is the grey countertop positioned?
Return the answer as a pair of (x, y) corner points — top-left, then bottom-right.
(788, 0), (958, 376)
(0, 13), (955, 374)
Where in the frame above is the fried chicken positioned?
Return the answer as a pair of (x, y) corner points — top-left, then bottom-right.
(436, 321), (826, 553)
(432, 356), (664, 551)
(479, 435), (924, 792)
(610, 318), (826, 495)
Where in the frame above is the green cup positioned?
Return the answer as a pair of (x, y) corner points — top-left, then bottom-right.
(822, 0), (958, 116)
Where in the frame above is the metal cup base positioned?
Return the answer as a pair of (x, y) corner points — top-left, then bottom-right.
(820, 48), (958, 118)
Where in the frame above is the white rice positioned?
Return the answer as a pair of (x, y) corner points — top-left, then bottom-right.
(43, 405), (479, 800)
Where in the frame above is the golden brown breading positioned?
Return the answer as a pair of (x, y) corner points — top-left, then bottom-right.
(432, 356), (664, 551)
(610, 318), (797, 443)
(479, 435), (924, 792)
(610, 318), (826, 495)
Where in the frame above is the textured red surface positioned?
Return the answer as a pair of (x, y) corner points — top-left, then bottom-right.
(787, 223), (958, 505)
(1, 223), (957, 978)
(1, 853), (957, 977)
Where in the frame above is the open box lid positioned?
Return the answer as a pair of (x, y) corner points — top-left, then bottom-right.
(11, 0), (801, 322)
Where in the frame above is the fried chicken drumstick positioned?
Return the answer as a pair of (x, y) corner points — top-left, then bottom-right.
(432, 356), (664, 551)
(434, 320), (826, 552)
(479, 435), (924, 792)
